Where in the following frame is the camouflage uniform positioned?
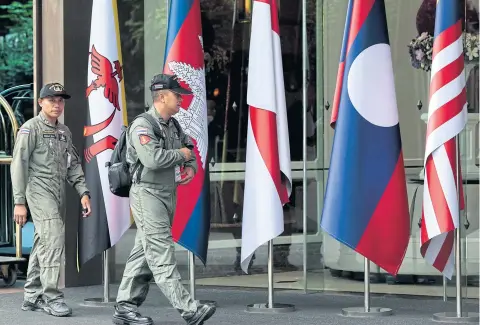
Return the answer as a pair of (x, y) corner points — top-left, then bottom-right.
(11, 83), (89, 317)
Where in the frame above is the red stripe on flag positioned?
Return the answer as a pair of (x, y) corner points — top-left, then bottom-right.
(429, 54), (465, 98)
(432, 231), (454, 272)
(425, 153), (456, 233)
(443, 138), (465, 210)
(426, 89), (466, 138)
(420, 226), (430, 257)
(432, 20), (462, 61)
(420, 212), (428, 249)
(255, 0), (280, 35)
(346, 0), (375, 53)
(250, 105), (289, 204)
(270, 0), (280, 35)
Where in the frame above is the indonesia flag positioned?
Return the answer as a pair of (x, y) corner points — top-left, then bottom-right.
(77, 0), (131, 268)
(163, 0), (211, 264)
(320, 0), (410, 276)
(240, 0), (292, 274)
(420, 0), (467, 279)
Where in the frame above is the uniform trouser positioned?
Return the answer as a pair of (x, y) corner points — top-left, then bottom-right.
(116, 184), (197, 315)
(24, 182), (65, 303)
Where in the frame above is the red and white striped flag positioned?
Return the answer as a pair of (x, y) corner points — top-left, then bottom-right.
(240, 0), (292, 274)
(420, 0), (467, 279)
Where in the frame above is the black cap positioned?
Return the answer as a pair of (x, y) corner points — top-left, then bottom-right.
(39, 83), (71, 99)
(150, 74), (192, 95)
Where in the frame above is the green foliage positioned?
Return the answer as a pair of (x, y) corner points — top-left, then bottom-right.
(0, 0), (33, 91)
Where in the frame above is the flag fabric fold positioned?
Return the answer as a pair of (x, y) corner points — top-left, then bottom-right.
(163, 0), (211, 265)
(240, 0), (292, 274)
(420, 0), (467, 279)
(320, 0), (410, 276)
(78, 0), (131, 269)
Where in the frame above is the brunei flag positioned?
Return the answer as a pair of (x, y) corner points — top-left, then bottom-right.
(163, 0), (211, 264)
(77, 0), (131, 269)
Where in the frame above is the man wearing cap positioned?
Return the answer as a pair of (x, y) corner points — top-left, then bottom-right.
(11, 82), (92, 317)
(113, 74), (216, 325)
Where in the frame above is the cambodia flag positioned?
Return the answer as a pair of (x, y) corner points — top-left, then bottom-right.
(320, 0), (410, 275)
(163, 0), (210, 264)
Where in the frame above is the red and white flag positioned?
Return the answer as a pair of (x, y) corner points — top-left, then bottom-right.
(240, 0), (292, 274)
(420, 0), (467, 279)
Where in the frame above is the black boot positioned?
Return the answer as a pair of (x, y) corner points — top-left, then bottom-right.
(183, 303), (216, 325)
(112, 303), (153, 325)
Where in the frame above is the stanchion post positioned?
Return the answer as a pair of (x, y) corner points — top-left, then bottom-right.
(364, 258), (370, 312)
(443, 276), (447, 302)
(267, 240), (274, 308)
(82, 250), (116, 306)
(189, 251), (195, 300)
(187, 251), (217, 307)
(341, 257), (393, 317)
(431, 136), (479, 323)
(245, 240), (295, 314)
(104, 250), (110, 302)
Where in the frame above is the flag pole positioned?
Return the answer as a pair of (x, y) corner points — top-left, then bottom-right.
(82, 250), (116, 306)
(245, 240), (295, 313)
(432, 135), (478, 323)
(187, 251), (217, 307)
(431, 2), (478, 321)
(341, 258), (393, 317)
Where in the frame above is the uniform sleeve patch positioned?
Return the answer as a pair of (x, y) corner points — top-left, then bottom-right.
(19, 128), (30, 134)
(139, 135), (151, 145)
(136, 128), (148, 135)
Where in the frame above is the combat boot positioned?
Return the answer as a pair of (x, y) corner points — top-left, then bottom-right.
(112, 303), (153, 325)
(42, 300), (72, 317)
(21, 297), (46, 312)
(183, 303), (216, 325)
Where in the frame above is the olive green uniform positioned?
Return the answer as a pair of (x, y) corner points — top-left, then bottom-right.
(11, 111), (89, 303)
(116, 106), (198, 317)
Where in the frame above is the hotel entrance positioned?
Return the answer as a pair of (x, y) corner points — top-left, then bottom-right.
(0, 0), (477, 300)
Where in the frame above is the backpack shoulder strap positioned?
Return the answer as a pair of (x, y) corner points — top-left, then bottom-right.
(171, 117), (181, 133)
(139, 113), (165, 139)
(171, 117), (193, 149)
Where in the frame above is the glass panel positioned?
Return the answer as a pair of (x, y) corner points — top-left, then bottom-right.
(113, 0), (310, 288)
(196, 0), (306, 289)
(314, 0), (480, 299)
(463, 0), (479, 301)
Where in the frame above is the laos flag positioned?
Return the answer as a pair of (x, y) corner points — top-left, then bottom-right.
(163, 0), (211, 264)
(320, 0), (410, 275)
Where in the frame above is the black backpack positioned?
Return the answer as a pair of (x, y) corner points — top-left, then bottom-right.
(106, 112), (179, 197)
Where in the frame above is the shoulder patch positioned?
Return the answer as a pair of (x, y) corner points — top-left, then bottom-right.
(136, 128), (149, 135)
(19, 128), (30, 135)
(139, 134), (151, 145)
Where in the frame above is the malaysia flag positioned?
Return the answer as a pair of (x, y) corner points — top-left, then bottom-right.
(163, 0), (211, 264)
(240, 0), (292, 273)
(320, 0), (410, 276)
(420, 0), (467, 279)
